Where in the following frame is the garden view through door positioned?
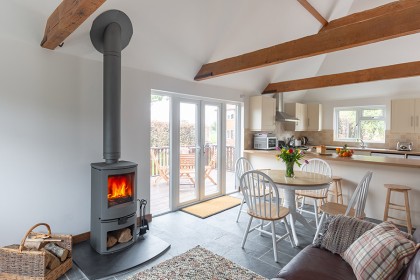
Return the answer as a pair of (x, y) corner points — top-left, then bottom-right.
(150, 93), (239, 215)
(204, 104), (220, 197)
(178, 101), (199, 204)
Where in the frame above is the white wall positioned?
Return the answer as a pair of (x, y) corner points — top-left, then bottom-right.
(0, 36), (246, 246)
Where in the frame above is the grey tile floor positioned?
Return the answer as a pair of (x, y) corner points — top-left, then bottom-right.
(60, 201), (318, 280)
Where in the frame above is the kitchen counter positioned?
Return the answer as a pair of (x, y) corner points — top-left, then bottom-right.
(243, 149), (420, 168)
(324, 145), (420, 156)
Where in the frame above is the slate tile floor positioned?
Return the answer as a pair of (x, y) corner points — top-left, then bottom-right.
(60, 201), (317, 280)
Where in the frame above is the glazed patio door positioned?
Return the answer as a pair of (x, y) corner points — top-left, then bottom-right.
(172, 99), (222, 208)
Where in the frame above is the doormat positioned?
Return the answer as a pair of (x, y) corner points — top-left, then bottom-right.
(181, 196), (242, 218)
(72, 234), (170, 279)
(127, 245), (266, 280)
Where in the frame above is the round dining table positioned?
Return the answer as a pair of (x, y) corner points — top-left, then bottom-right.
(260, 169), (332, 246)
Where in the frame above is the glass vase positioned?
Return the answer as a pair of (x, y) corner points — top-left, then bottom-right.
(285, 161), (295, 178)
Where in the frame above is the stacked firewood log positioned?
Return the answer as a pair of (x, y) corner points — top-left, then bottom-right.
(23, 234), (70, 272)
(106, 228), (133, 248)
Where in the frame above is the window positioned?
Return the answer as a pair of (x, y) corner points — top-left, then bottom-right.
(334, 106), (386, 143)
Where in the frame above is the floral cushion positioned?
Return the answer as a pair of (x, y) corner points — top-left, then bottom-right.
(341, 222), (420, 280)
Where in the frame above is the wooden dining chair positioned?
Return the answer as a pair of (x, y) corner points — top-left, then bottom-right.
(150, 150), (169, 185)
(296, 158), (332, 227)
(313, 171), (373, 243)
(235, 157), (254, 222)
(240, 170), (294, 262)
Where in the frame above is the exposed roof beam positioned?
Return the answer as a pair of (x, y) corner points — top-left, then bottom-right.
(320, 0), (420, 32)
(41, 0), (106, 50)
(262, 61), (420, 94)
(194, 2), (420, 81)
(297, 0), (328, 27)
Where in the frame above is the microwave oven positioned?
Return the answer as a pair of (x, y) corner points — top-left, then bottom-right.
(254, 136), (277, 150)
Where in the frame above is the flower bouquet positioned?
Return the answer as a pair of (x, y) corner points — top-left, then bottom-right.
(275, 146), (308, 178)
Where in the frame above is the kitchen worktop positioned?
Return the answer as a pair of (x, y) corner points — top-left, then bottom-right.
(243, 149), (420, 168)
(323, 145), (420, 156)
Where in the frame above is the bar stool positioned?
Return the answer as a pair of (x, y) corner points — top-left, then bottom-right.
(383, 184), (412, 234)
(328, 176), (343, 204)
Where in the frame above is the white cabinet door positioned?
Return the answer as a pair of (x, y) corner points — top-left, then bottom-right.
(261, 95), (276, 131)
(307, 103), (322, 131)
(391, 99), (415, 133)
(295, 103), (307, 131)
(415, 99), (420, 132)
(249, 96), (276, 131)
(284, 103), (306, 131)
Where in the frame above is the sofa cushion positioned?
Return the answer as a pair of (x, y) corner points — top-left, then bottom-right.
(413, 228), (420, 243)
(342, 222), (420, 280)
(313, 215), (376, 254)
(276, 246), (356, 280)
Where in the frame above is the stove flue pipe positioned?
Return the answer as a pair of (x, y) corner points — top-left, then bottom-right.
(103, 23), (122, 163)
(90, 10), (133, 164)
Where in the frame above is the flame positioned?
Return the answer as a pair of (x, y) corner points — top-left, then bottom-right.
(108, 174), (133, 200)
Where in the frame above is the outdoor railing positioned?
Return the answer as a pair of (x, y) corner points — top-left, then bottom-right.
(150, 145), (235, 176)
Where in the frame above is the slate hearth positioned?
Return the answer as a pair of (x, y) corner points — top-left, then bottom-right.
(72, 234), (170, 279)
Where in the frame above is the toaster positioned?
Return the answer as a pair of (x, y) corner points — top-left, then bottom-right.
(397, 142), (413, 151)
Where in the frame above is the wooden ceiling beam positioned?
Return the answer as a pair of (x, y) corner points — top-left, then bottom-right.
(41, 0), (106, 50)
(320, 0), (420, 32)
(195, 2), (420, 81)
(297, 0), (328, 27)
(262, 61), (420, 94)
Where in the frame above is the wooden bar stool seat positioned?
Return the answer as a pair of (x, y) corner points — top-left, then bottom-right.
(383, 184), (412, 234)
(328, 176), (343, 204)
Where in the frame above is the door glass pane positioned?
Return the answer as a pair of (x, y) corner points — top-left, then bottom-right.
(225, 104), (237, 193)
(204, 105), (219, 196)
(179, 102), (198, 203)
(150, 94), (170, 214)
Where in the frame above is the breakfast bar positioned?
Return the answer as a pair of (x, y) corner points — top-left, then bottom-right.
(244, 149), (420, 228)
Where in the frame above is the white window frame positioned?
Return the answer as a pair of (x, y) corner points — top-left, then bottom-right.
(334, 105), (386, 143)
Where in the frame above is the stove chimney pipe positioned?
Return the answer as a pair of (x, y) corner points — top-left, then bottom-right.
(90, 10), (133, 164)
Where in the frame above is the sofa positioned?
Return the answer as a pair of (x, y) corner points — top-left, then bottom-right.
(273, 226), (419, 280)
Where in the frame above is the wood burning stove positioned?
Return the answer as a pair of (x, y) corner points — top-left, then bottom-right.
(91, 161), (137, 254)
(89, 10), (141, 254)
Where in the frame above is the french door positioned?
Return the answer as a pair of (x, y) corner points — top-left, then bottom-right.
(171, 98), (223, 208)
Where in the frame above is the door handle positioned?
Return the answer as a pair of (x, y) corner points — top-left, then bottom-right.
(417, 116), (419, 127)
(411, 116), (414, 127)
(197, 146), (206, 155)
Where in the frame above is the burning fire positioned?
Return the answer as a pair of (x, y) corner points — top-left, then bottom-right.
(108, 174), (133, 200)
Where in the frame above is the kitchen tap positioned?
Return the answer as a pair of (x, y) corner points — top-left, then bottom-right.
(358, 138), (367, 149)
(288, 136), (295, 147)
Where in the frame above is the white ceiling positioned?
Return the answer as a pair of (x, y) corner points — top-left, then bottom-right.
(4, 0), (420, 100)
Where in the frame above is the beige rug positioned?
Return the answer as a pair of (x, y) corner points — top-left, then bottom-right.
(127, 246), (266, 280)
(181, 196), (242, 218)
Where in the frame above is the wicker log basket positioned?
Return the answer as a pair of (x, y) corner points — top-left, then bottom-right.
(0, 223), (72, 280)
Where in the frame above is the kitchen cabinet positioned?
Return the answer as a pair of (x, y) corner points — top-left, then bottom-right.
(391, 98), (420, 133)
(249, 95), (276, 131)
(307, 104), (322, 131)
(284, 103), (322, 131)
(284, 103), (307, 131)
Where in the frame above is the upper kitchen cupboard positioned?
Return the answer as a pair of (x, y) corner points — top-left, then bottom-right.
(284, 103), (322, 131)
(307, 104), (322, 131)
(249, 95), (276, 131)
(391, 99), (420, 133)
